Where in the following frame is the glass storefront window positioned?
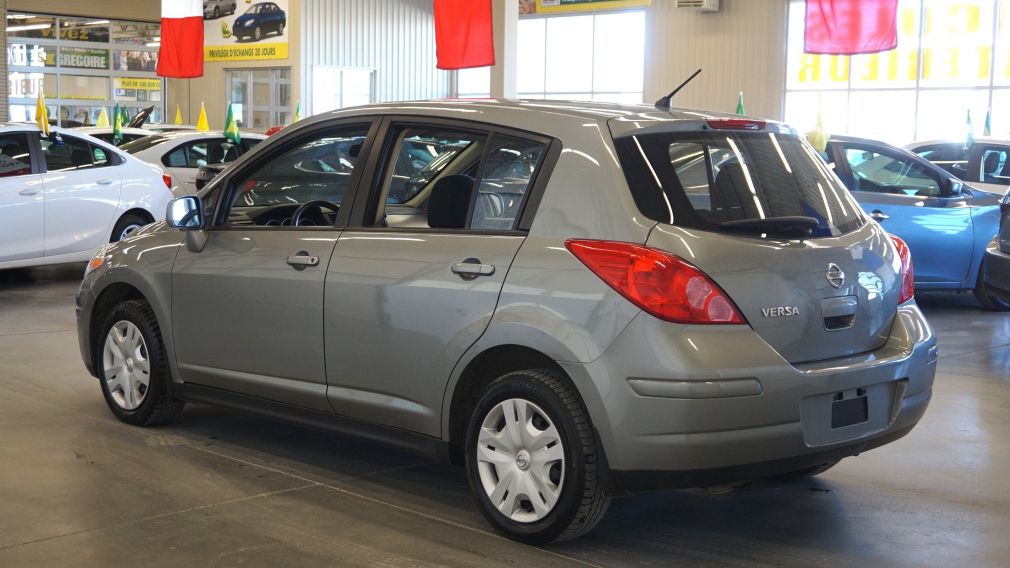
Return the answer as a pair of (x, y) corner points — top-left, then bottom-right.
(228, 67), (293, 129)
(786, 0), (1010, 142)
(6, 13), (162, 126)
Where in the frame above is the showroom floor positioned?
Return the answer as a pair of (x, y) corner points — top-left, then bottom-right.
(0, 264), (1008, 568)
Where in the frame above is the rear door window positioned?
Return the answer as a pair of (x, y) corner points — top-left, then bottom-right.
(41, 136), (95, 172)
(0, 133), (33, 177)
(614, 130), (865, 237)
(472, 135), (547, 230)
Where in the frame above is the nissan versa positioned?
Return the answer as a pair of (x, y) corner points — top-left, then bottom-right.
(76, 100), (937, 544)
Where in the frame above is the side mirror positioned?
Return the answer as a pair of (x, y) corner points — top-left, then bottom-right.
(945, 179), (964, 197)
(166, 196), (204, 229)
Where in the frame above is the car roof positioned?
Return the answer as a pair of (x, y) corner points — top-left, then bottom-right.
(907, 137), (1010, 148)
(292, 98), (794, 138)
(76, 126), (152, 136)
(149, 130), (266, 141)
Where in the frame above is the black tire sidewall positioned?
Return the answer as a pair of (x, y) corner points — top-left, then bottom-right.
(464, 371), (591, 545)
(97, 302), (170, 425)
(111, 213), (146, 243)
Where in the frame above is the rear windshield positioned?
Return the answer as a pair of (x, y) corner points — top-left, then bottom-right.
(120, 135), (170, 154)
(614, 130), (865, 237)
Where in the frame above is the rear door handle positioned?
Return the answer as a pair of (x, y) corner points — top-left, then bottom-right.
(18, 188), (40, 197)
(451, 258), (495, 280)
(286, 251), (319, 270)
(97, 178), (116, 186)
(870, 210), (890, 221)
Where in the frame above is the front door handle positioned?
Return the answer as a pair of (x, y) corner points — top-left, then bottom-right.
(451, 258), (495, 280)
(286, 251), (319, 270)
(870, 210), (890, 221)
(97, 178), (116, 186)
(18, 188), (40, 197)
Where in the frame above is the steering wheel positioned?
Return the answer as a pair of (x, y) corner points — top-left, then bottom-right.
(292, 200), (340, 227)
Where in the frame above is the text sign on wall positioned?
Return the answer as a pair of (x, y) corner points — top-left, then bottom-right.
(204, 0), (290, 62)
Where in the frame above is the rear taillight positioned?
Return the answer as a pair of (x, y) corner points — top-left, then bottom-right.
(565, 239), (747, 325)
(162, 174), (173, 189)
(705, 118), (766, 131)
(889, 235), (915, 304)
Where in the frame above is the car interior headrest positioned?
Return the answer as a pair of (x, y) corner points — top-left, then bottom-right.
(427, 174), (475, 229)
(348, 143), (362, 159)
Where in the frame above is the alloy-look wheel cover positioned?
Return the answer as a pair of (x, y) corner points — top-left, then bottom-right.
(118, 223), (142, 241)
(102, 321), (151, 410)
(476, 398), (565, 523)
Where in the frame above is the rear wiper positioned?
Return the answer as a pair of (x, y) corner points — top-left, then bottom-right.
(719, 216), (820, 237)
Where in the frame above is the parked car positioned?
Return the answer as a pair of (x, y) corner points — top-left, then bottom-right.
(0, 123), (173, 270)
(204, 0), (237, 19)
(824, 135), (1007, 310)
(76, 100), (936, 544)
(143, 124), (197, 133)
(983, 192), (1010, 303)
(906, 138), (1010, 194)
(233, 2), (286, 42)
(195, 163), (229, 191)
(120, 131), (265, 194)
(75, 126), (155, 146)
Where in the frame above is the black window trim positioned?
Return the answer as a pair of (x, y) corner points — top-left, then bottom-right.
(207, 118), (381, 231)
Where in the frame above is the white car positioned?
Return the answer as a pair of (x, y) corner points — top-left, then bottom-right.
(121, 131), (265, 194)
(906, 138), (1010, 194)
(75, 126), (155, 146)
(0, 124), (174, 270)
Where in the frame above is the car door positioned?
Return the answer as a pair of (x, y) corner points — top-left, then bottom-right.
(832, 143), (974, 285)
(40, 135), (122, 257)
(324, 119), (554, 436)
(171, 121), (377, 410)
(0, 131), (46, 262)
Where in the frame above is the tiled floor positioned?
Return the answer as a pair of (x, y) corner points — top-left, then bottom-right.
(1, 264), (1007, 567)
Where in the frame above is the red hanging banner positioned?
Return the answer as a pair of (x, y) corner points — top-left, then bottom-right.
(804, 0), (899, 55)
(157, 0), (204, 78)
(434, 0), (495, 70)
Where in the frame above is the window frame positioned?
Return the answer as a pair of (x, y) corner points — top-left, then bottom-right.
(346, 115), (561, 235)
(208, 118), (381, 231)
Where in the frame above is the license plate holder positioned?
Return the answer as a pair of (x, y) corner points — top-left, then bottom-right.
(831, 389), (868, 429)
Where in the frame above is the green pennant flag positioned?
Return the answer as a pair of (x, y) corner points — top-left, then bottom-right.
(294, 100), (301, 122)
(984, 109), (992, 137)
(224, 103), (241, 144)
(735, 91), (745, 115)
(966, 109), (974, 149)
(112, 103), (123, 146)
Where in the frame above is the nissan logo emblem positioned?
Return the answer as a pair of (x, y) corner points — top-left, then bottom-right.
(826, 263), (845, 289)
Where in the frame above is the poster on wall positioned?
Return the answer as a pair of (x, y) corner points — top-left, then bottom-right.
(521, 0), (650, 15)
(204, 0), (289, 62)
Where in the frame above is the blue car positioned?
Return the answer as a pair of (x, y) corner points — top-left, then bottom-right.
(825, 135), (1008, 310)
(233, 2), (286, 43)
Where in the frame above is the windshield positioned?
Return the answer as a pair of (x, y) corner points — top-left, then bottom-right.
(120, 135), (170, 154)
(614, 130), (865, 237)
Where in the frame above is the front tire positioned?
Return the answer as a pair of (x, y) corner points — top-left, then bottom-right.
(213, 6), (220, 18)
(974, 261), (1010, 311)
(464, 369), (609, 544)
(253, 26), (262, 41)
(97, 300), (184, 426)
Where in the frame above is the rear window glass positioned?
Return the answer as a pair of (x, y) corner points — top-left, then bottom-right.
(120, 135), (170, 154)
(614, 130), (865, 237)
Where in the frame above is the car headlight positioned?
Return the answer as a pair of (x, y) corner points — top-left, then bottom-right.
(244, 20), (255, 26)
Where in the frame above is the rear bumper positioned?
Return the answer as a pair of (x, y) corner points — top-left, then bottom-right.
(983, 237), (1010, 295)
(561, 303), (937, 493)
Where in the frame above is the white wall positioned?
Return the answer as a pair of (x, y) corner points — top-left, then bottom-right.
(644, 0), (789, 120)
(300, 0), (452, 116)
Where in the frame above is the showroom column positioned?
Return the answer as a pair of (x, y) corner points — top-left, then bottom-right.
(0, 0), (7, 121)
(489, 0), (517, 99)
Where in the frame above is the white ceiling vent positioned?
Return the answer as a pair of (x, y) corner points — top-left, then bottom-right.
(675, 0), (720, 12)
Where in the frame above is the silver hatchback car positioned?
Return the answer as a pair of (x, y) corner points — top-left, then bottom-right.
(76, 100), (937, 544)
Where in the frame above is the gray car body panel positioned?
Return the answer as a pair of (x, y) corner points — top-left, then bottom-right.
(77, 99), (938, 490)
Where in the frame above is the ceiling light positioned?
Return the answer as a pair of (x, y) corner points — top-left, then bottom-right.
(8, 23), (52, 32)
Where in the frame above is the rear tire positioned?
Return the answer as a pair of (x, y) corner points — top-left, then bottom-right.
(111, 213), (147, 242)
(97, 300), (184, 426)
(464, 369), (610, 544)
(974, 262), (1010, 311)
(213, 6), (220, 18)
(253, 26), (262, 41)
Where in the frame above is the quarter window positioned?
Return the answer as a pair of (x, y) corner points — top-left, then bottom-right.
(0, 133), (33, 177)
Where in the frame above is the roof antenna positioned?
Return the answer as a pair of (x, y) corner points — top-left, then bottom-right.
(654, 68), (702, 111)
